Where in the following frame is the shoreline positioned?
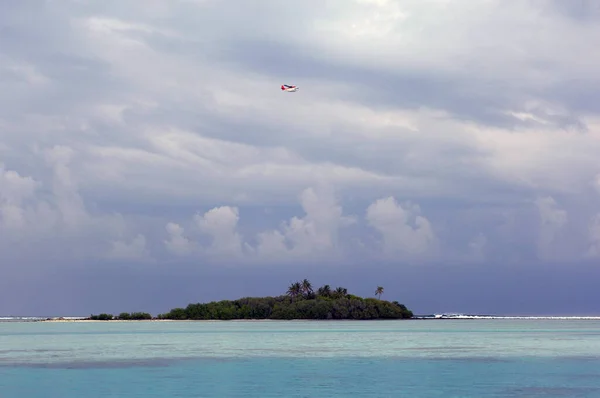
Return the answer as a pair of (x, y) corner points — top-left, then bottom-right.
(31, 316), (600, 322)
(38, 318), (411, 322)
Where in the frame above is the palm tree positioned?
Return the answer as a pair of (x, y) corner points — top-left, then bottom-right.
(317, 284), (331, 297)
(334, 287), (348, 298)
(301, 279), (313, 297)
(287, 282), (302, 302)
(375, 286), (384, 300)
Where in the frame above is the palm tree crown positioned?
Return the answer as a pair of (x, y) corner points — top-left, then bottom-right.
(317, 284), (331, 297)
(301, 279), (313, 296)
(287, 282), (302, 301)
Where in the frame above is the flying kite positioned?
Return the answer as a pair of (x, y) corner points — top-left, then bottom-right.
(281, 84), (298, 92)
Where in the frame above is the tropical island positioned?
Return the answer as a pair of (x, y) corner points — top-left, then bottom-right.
(81, 280), (413, 321)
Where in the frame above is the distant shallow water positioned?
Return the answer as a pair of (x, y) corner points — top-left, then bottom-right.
(6, 314), (600, 321)
(1, 319), (600, 397)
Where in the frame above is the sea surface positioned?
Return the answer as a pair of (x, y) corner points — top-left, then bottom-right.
(2, 319), (600, 397)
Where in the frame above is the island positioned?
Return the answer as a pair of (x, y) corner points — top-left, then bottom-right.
(80, 280), (413, 321)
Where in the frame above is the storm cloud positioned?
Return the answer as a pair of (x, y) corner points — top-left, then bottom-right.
(1, 0), (599, 315)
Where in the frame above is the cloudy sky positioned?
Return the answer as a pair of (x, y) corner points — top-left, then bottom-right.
(2, 0), (600, 316)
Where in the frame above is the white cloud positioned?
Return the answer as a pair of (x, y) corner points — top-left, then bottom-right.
(194, 205), (244, 258)
(0, 146), (141, 262)
(43, 146), (89, 230)
(161, 185), (357, 264)
(365, 196), (435, 260)
(0, 164), (38, 230)
(308, 0), (600, 81)
(1, 0), (600, 270)
(253, 186), (355, 262)
(164, 222), (194, 256)
(107, 234), (150, 261)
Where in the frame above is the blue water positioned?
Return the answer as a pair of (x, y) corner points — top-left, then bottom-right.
(2, 320), (600, 397)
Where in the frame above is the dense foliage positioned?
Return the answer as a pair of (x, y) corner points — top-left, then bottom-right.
(89, 312), (152, 320)
(156, 280), (413, 320)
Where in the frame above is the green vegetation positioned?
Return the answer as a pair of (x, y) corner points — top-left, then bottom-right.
(85, 281), (412, 321)
(89, 312), (152, 320)
(156, 280), (412, 320)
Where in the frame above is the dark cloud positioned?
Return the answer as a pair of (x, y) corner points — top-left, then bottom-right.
(1, 0), (600, 316)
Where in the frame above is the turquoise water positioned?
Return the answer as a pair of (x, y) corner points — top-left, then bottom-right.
(1, 320), (600, 397)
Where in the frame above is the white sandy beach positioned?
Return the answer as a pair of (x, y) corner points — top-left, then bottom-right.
(40, 318), (283, 322)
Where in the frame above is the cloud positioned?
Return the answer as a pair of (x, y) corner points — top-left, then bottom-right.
(2, 0), (600, 311)
(253, 185), (356, 263)
(164, 222), (193, 256)
(365, 196), (435, 261)
(586, 214), (600, 258)
(0, 145), (138, 264)
(161, 206), (246, 262)
(107, 234), (150, 261)
(195, 205), (244, 257)
(161, 185), (358, 264)
(535, 196), (568, 260)
(0, 164), (38, 230)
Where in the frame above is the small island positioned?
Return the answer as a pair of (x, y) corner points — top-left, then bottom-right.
(82, 280), (413, 321)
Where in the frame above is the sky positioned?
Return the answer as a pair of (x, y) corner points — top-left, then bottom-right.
(1, 0), (600, 316)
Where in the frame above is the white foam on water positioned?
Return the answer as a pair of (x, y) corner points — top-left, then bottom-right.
(0, 316), (87, 321)
(419, 314), (600, 320)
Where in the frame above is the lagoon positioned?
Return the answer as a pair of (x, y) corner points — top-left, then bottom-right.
(2, 319), (600, 397)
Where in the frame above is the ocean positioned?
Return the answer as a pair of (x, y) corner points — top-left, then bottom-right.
(1, 318), (600, 397)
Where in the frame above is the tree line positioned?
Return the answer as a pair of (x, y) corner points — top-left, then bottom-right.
(89, 312), (152, 320)
(86, 280), (412, 321)
(156, 280), (412, 320)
